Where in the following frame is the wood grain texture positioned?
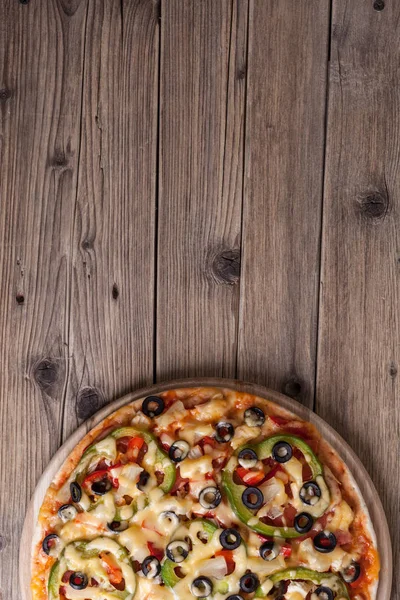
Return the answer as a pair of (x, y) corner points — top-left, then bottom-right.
(237, 0), (331, 408)
(0, 0), (88, 598)
(317, 1), (400, 597)
(61, 0), (159, 440)
(156, 0), (248, 380)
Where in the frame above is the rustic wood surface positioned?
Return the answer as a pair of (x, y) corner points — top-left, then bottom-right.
(0, 0), (398, 598)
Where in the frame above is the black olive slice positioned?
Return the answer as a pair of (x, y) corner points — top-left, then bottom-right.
(191, 577), (213, 598)
(242, 486), (264, 509)
(160, 511), (180, 528)
(313, 531), (337, 553)
(294, 512), (314, 534)
(215, 421), (235, 443)
(58, 504), (78, 523)
(142, 555), (161, 579)
(272, 441), (292, 463)
(239, 573), (260, 593)
(142, 396), (165, 417)
(42, 534), (60, 557)
(244, 406), (265, 427)
(91, 477), (112, 496)
(314, 586), (334, 600)
(69, 572), (88, 590)
(169, 440), (190, 463)
(219, 528), (242, 550)
(226, 596), (244, 600)
(299, 481), (322, 506)
(199, 486), (222, 509)
(238, 448), (258, 469)
(137, 470), (151, 491)
(340, 561), (361, 584)
(107, 520), (129, 532)
(259, 540), (279, 561)
(166, 540), (190, 563)
(70, 481), (82, 503)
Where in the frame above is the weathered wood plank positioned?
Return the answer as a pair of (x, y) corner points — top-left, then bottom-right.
(61, 0), (159, 440)
(317, 1), (400, 595)
(0, 0), (88, 596)
(237, 0), (331, 407)
(156, 0), (248, 380)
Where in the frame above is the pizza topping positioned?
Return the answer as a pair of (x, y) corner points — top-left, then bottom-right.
(238, 448), (258, 469)
(90, 477), (113, 496)
(294, 512), (314, 534)
(340, 562), (361, 584)
(42, 533), (61, 557)
(272, 441), (293, 464)
(239, 572), (260, 593)
(259, 540), (280, 561)
(142, 396), (165, 418)
(169, 440), (190, 463)
(191, 576), (213, 598)
(313, 531), (338, 553)
(199, 486), (222, 510)
(244, 406), (265, 427)
(215, 421), (235, 443)
(58, 505), (78, 523)
(106, 520), (129, 533)
(70, 482), (82, 503)
(219, 528), (242, 550)
(141, 555), (161, 579)
(242, 486), (264, 510)
(300, 481), (322, 505)
(166, 539), (190, 563)
(68, 572), (88, 591)
(226, 595), (244, 600)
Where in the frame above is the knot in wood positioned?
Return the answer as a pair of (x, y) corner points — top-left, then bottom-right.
(33, 359), (59, 392)
(211, 249), (240, 285)
(49, 150), (69, 169)
(77, 387), (102, 420)
(373, 0), (385, 10)
(283, 379), (302, 399)
(357, 190), (389, 221)
(0, 89), (12, 102)
(389, 362), (397, 378)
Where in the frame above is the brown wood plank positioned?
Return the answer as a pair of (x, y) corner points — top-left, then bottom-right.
(61, 0), (159, 440)
(237, 0), (331, 407)
(156, 0), (248, 380)
(317, 1), (400, 595)
(0, 0), (88, 596)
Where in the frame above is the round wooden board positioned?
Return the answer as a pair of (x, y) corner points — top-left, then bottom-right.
(20, 377), (392, 600)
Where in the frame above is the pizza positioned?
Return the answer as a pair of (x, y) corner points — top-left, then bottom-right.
(31, 386), (380, 600)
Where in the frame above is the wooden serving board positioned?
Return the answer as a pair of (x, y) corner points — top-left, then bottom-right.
(20, 378), (392, 600)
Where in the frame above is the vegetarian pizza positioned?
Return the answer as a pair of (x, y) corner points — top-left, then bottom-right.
(31, 387), (380, 600)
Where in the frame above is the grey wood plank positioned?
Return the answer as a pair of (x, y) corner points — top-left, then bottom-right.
(237, 0), (331, 407)
(61, 0), (159, 440)
(0, 0), (88, 597)
(156, 0), (248, 380)
(317, 1), (400, 596)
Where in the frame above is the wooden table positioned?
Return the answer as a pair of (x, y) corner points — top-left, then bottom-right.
(0, 1), (398, 598)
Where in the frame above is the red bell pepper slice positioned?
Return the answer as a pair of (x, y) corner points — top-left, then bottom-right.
(236, 467), (265, 486)
(215, 550), (235, 575)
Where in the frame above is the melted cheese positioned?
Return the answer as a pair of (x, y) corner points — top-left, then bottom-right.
(327, 500), (354, 531)
(283, 456), (304, 487)
(291, 474), (330, 518)
(296, 537), (350, 572)
(178, 455), (213, 479)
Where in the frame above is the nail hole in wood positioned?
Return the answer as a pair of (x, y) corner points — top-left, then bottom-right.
(19, 0), (29, 4)
(33, 359), (59, 390)
(357, 190), (389, 221)
(373, 0), (385, 10)
(211, 249), (240, 285)
(237, 67), (246, 80)
(112, 283), (119, 300)
(284, 379), (302, 398)
(16, 293), (24, 304)
(77, 387), (102, 420)
(389, 362), (397, 378)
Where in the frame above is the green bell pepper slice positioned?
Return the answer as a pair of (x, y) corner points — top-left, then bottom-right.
(264, 567), (350, 599)
(111, 427), (176, 493)
(161, 519), (218, 588)
(48, 538), (136, 600)
(222, 434), (330, 539)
